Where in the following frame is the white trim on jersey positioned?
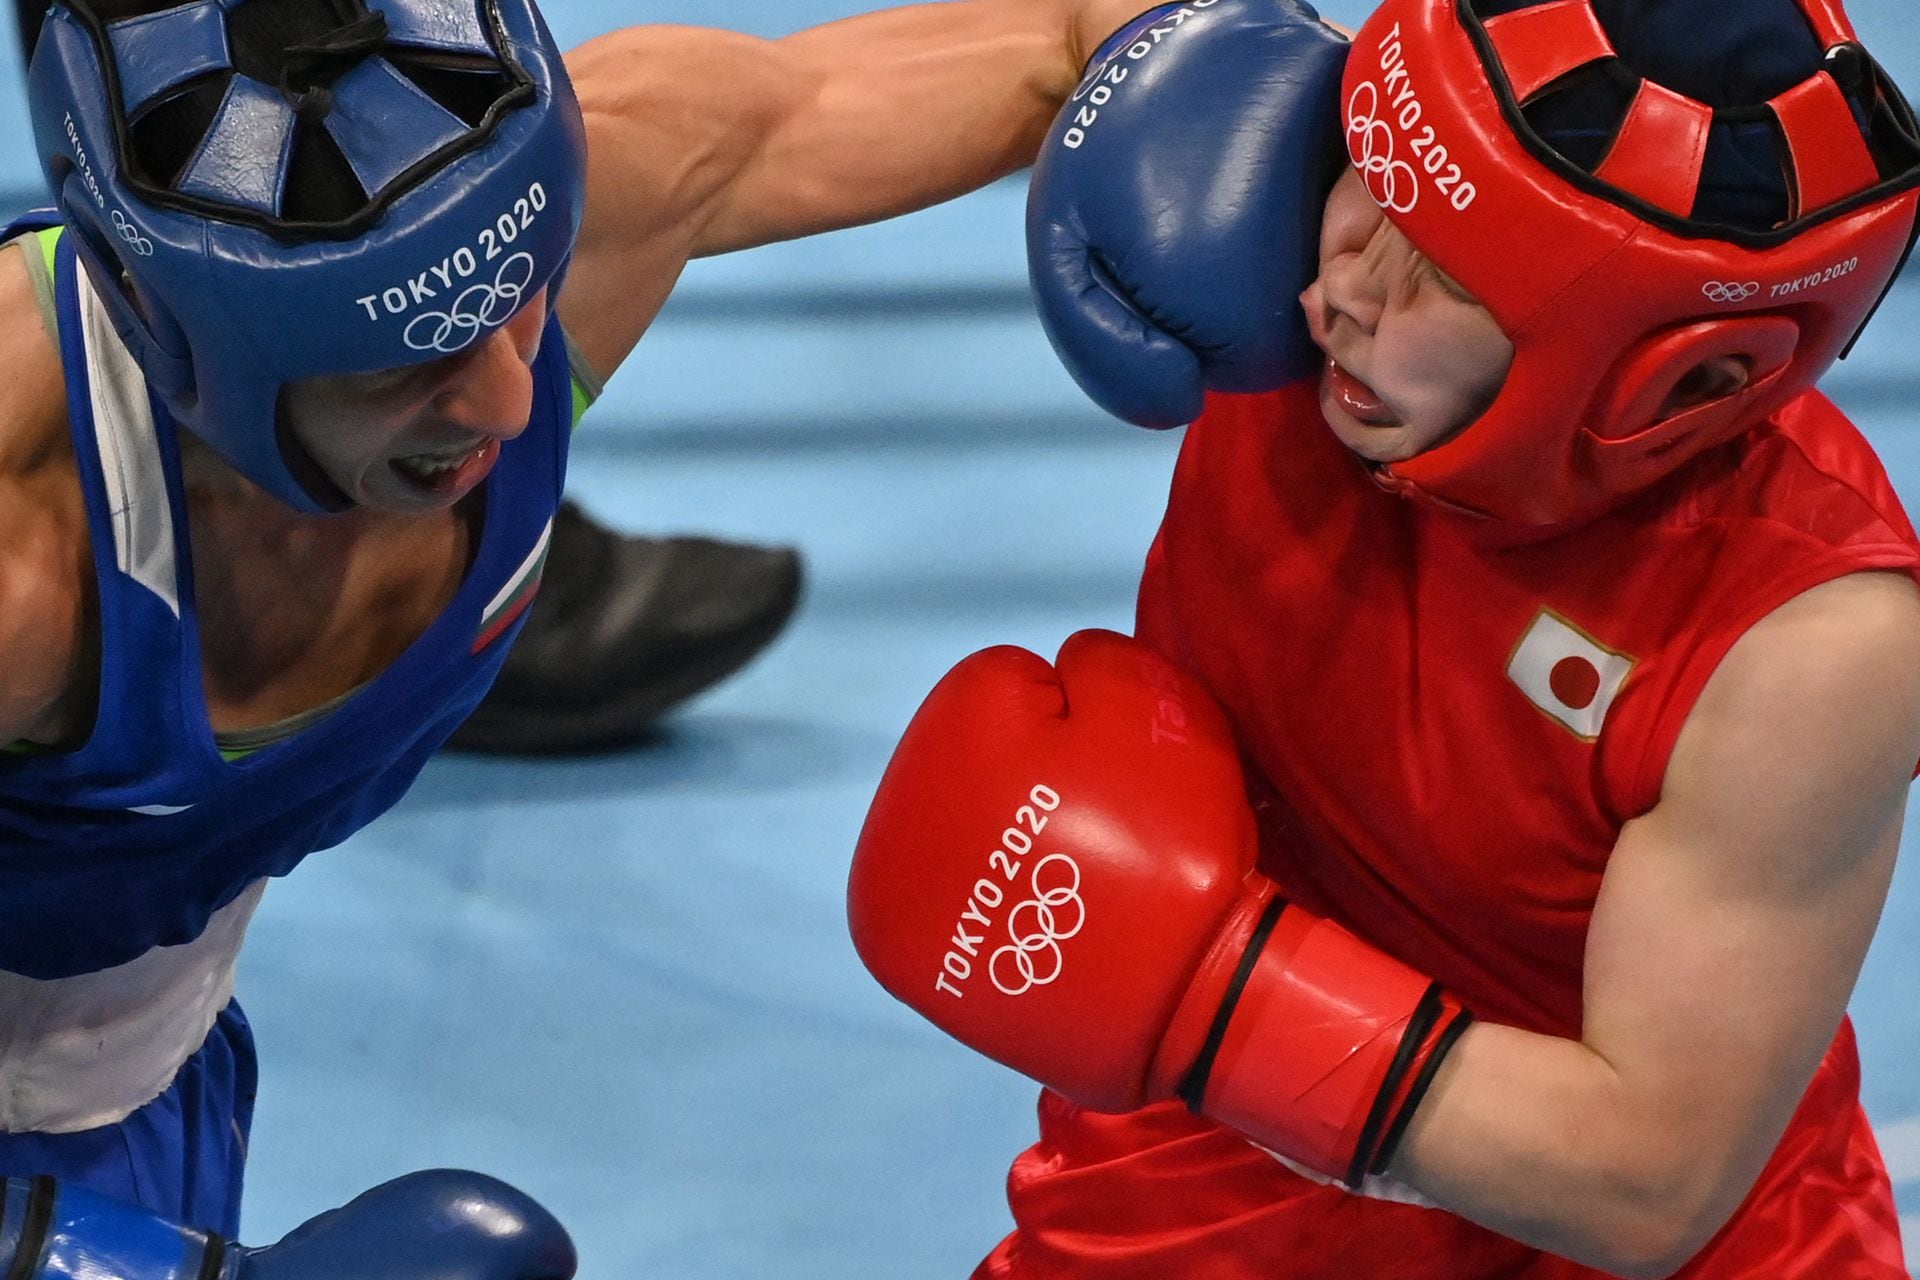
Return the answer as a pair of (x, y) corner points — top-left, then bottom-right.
(76, 268), (180, 619)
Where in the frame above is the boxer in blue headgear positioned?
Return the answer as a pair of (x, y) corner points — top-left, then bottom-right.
(10, 0), (807, 763)
(0, 0), (1206, 1271)
(32, 0), (587, 512)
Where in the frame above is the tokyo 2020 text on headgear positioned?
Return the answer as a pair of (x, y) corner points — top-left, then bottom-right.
(28, 0), (589, 512)
(1340, 0), (1920, 527)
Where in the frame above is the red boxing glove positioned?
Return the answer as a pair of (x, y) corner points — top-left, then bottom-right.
(848, 630), (1470, 1186)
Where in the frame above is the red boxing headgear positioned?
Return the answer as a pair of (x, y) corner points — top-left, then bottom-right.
(1340, 0), (1920, 527)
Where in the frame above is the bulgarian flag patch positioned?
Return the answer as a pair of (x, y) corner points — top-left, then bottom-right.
(1506, 608), (1636, 741)
(473, 516), (553, 653)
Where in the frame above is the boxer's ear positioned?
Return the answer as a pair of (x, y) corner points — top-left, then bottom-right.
(1589, 314), (1797, 445)
(1656, 355), (1753, 419)
(1592, 316), (1799, 442)
(1579, 316), (1801, 491)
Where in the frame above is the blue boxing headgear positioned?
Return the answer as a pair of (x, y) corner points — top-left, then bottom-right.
(27, 0), (588, 512)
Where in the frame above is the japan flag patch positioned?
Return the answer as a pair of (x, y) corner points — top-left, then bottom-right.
(1506, 610), (1636, 741)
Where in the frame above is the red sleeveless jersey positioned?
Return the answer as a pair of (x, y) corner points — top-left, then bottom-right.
(977, 384), (1919, 1280)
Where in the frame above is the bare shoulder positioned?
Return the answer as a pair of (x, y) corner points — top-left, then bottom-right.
(567, 23), (780, 104)
(566, 24), (787, 154)
(1661, 570), (1920, 863)
(1703, 571), (1920, 733)
(557, 25), (796, 380)
(0, 239), (92, 747)
(566, 21), (773, 221)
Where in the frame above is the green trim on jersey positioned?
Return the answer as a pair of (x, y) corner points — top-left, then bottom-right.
(571, 375), (591, 429)
(560, 326), (602, 431)
(36, 225), (61, 278)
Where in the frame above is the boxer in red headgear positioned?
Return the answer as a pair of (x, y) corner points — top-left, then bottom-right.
(848, 0), (1920, 1275)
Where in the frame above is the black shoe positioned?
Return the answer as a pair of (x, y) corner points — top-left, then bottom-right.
(446, 501), (803, 755)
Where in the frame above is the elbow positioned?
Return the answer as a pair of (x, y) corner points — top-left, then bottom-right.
(1572, 1166), (1735, 1280)
(1574, 1214), (1715, 1280)
(1628, 1214), (1739, 1280)
(1597, 1243), (1702, 1280)
(1602, 1244), (1712, 1280)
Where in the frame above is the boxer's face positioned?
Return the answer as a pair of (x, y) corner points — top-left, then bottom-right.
(1299, 168), (1512, 464)
(280, 287), (548, 513)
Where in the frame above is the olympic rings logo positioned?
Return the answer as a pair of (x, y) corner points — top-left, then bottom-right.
(402, 252), (535, 354)
(111, 209), (153, 258)
(988, 854), (1086, 997)
(1701, 280), (1760, 304)
(1347, 82), (1418, 215)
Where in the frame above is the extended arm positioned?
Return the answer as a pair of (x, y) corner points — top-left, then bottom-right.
(555, 0), (1153, 379)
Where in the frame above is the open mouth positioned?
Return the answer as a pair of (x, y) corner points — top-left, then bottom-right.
(1324, 358), (1401, 428)
(391, 438), (499, 497)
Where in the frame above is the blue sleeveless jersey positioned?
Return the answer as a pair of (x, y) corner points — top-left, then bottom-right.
(0, 213), (571, 980)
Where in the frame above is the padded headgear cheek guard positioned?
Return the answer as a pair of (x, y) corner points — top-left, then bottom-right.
(1339, 0), (1920, 528)
(28, 0), (589, 513)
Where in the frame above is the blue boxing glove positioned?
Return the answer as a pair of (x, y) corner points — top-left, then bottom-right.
(1029, 0), (1349, 427)
(0, 1169), (575, 1279)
